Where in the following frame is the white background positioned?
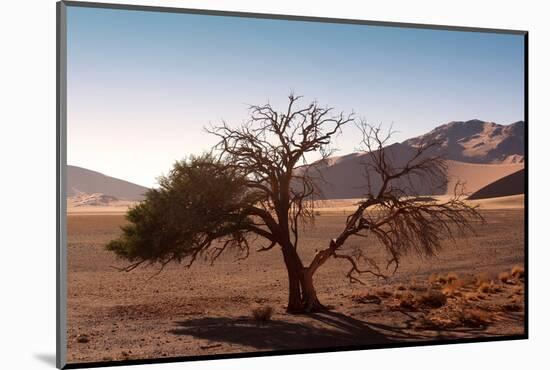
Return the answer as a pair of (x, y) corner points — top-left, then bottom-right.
(1, 0), (548, 369)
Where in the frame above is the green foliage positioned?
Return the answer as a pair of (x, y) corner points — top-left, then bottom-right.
(106, 154), (259, 267)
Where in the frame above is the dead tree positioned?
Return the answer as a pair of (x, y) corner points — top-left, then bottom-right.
(208, 94), (353, 312)
(107, 94), (353, 313)
(107, 96), (482, 314)
(303, 121), (484, 310)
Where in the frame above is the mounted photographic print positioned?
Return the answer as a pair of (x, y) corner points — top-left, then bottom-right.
(56, 1), (528, 368)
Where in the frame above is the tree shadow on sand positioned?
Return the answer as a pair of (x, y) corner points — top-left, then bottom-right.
(169, 310), (395, 351)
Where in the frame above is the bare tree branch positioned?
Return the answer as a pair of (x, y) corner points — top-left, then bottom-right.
(307, 121), (484, 284)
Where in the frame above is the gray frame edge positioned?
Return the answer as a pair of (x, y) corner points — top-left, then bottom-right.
(61, 0), (527, 35)
(56, 1), (68, 369)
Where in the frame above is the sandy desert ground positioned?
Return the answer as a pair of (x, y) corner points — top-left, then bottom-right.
(66, 197), (525, 364)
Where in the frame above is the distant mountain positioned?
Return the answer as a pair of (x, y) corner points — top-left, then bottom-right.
(299, 120), (525, 199)
(67, 120), (525, 201)
(403, 120), (524, 164)
(67, 165), (148, 201)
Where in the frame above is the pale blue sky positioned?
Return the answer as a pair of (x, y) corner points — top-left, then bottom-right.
(67, 6), (525, 187)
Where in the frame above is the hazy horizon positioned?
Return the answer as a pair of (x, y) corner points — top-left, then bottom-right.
(67, 6), (525, 188)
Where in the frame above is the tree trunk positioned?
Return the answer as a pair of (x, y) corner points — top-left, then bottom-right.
(300, 268), (325, 312)
(282, 246), (304, 313)
(281, 244), (326, 313)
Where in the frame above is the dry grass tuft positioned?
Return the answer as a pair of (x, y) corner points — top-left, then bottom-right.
(417, 290), (447, 308)
(511, 265), (525, 279)
(456, 308), (492, 328)
(442, 286), (462, 298)
(476, 272), (490, 287)
(428, 273), (441, 285)
(76, 334), (90, 343)
(513, 286), (524, 295)
(399, 296), (416, 309)
(461, 274), (478, 287)
(499, 271), (511, 284)
(416, 315), (456, 330)
(478, 281), (491, 293)
(351, 291), (381, 304)
(441, 278), (465, 297)
(428, 273), (450, 285)
(393, 292), (415, 309)
(501, 303), (522, 312)
(477, 281), (501, 294)
(375, 288), (393, 299)
(446, 273), (459, 283)
(251, 305), (274, 321)
(408, 279), (427, 292)
(464, 292), (484, 301)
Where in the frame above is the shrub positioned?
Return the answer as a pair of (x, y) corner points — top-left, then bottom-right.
(464, 292), (483, 301)
(398, 293), (416, 309)
(478, 283), (489, 293)
(513, 286), (524, 295)
(409, 279), (427, 291)
(446, 272), (459, 283)
(501, 303), (522, 312)
(476, 273), (490, 287)
(511, 265), (525, 279)
(418, 315), (457, 330)
(375, 288), (393, 298)
(477, 281), (497, 294)
(77, 334), (90, 343)
(417, 290), (447, 308)
(442, 278), (464, 297)
(499, 272), (511, 284)
(457, 308), (491, 328)
(251, 305), (274, 321)
(351, 291), (381, 304)
(428, 273), (440, 285)
(442, 286), (462, 297)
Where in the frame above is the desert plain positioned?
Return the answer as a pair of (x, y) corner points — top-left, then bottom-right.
(66, 195), (525, 364)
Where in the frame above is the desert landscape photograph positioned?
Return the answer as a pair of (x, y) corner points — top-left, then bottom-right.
(62, 4), (526, 367)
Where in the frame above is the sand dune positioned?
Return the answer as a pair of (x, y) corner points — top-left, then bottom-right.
(469, 194), (524, 209)
(68, 165), (148, 201)
(298, 143), (448, 199)
(299, 150), (523, 199)
(67, 192), (524, 216)
(446, 161), (524, 196)
(468, 169), (525, 200)
(311, 194), (524, 214)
